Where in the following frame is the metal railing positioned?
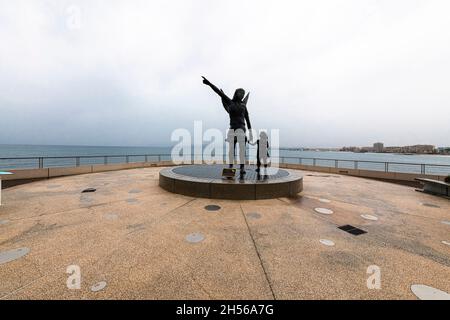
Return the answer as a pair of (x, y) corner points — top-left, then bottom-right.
(1, 154), (450, 176)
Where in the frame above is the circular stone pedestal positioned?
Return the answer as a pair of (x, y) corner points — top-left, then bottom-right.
(159, 165), (303, 200)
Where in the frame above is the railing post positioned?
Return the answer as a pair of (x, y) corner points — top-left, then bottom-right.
(126, 156), (129, 164)
(385, 162), (389, 172)
(104, 156), (108, 165)
(38, 157), (44, 169)
(76, 157), (80, 167)
(421, 164), (425, 175)
(313, 158), (316, 166)
(335, 160), (338, 168)
(158, 155), (161, 163)
(354, 161), (358, 170)
(145, 155), (148, 163)
(299, 158), (302, 165)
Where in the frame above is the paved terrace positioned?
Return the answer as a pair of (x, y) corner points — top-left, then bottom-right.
(0, 167), (449, 299)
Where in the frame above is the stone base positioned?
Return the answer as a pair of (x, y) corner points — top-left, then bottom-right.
(159, 164), (303, 200)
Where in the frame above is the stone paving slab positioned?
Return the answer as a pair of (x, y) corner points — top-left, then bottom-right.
(0, 167), (449, 299)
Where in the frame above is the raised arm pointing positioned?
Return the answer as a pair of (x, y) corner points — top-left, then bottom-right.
(202, 76), (230, 102)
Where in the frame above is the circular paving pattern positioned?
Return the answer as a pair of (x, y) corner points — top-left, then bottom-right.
(205, 205), (221, 211)
(185, 233), (205, 243)
(411, 284), (450, 300)
(314, 208), (333, 215)
(0, 247), (30, 265)
(159, 165), (303, 200)
(361, 214), (379, 221)
(91, 281), (107, 292)
(319, 239), (335, 246)
(247, 212), (262, 219)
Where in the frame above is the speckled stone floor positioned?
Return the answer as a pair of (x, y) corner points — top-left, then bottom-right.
(0, 167), (449, 299)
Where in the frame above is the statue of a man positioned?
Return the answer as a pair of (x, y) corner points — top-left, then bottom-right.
(202, 76), (253, 175)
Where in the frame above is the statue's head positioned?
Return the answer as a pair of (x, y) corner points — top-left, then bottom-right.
(260, 131), (268, 141)
(233, 88), (245, 102)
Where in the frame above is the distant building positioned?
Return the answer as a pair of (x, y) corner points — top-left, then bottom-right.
(384, 145), (435, 154)
(373, 142), (384, 153)
(341, 144), (436, 154)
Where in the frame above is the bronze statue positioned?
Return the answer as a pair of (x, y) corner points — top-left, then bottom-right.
(202, 76), (252, 175)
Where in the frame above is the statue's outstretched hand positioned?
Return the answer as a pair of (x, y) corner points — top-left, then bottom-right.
(202, 76), (210, 85)
(248, 130), (254, 144)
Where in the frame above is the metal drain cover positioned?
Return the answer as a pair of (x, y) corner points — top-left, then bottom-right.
(319, 239), (335, 246)
(361, 214), (378, 221)
(91, 281), (107, 292)
(420, 203), (440, 208)
(205, 205), (221, 211)
(82, 188), (96, 193)
(186, 233), (204, 243)
(247, 212), (261, 219)
(411, 284), (450, 300)
(314, 208), (333, 215)
(0, 247), (30, 265)
(338, 225), (367, 236)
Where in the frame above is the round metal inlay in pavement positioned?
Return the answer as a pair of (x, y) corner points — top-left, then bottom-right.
(420, 202), (440, 208)
(314, 208), (333, 215)
(91, 281), (107, 292)
(361, 214), (379, 221)
(247, 212), (262, 219)
(411, 284), (450, 300)
(104, 213), (119, 220)
(0, 247), (30, 265)
(319, 239), (335, 246)
(186, 233), (205, 243)
(80, 196), (93, 203)
(205, 205), (221, 211)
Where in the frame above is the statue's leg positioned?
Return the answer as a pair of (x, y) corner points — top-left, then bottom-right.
(236, 129), (246, 174)
(227, 129), (235, 168)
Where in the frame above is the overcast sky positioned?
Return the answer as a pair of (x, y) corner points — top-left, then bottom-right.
(0, 0), (449, 147)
